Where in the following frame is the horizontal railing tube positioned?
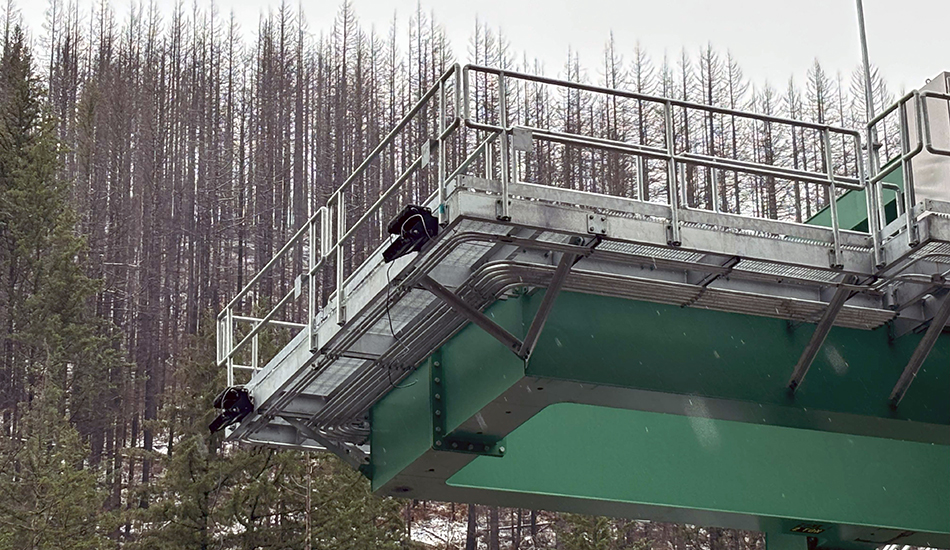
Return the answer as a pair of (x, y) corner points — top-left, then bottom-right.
(465, 64), (862, 137)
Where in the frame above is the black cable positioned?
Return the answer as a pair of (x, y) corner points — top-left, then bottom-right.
(384, 235), (416, 390)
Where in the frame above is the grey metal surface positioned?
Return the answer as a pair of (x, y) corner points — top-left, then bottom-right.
(899, 73), (950, 205)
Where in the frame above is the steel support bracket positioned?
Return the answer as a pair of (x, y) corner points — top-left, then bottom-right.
(419, 274), (526, 358)
(282, 416), (370, 470)
(518, 251), (580, 359)
(787, 274), (859, 393)
(890, 290), (950, 408)
(430, 352), (506, 457)
(419, 238), (596, 362)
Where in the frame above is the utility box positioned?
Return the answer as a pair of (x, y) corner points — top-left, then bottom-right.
(905, 71), (950, 204)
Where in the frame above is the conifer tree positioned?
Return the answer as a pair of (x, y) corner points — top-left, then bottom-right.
(0, 24), (115, 550)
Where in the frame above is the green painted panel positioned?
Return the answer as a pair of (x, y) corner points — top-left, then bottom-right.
(371, 298), (525, 490)
(448, 403), (950, 534)
(526, 291), (949, 427)
(807, 165), (902, 231)
(441, 297), (525, 433)
(370, 365), (432, 490)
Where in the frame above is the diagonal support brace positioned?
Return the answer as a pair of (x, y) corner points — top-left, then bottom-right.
(419, 275), (527, 358)
(519, 252), (578, 359)
(420, 238), (595, 361)
(282, 416), (369, 469)
(787, 275), (857, 393)
(890, 291), (950, 408)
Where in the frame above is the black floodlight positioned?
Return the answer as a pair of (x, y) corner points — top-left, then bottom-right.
(209, 386), (254, 433)
(382, 205), (439, 263)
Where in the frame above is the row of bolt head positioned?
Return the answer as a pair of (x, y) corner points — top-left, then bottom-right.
(433, 440), (506, 454)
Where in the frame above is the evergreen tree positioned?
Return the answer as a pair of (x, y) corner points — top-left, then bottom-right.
(133, 314), (408, 550)
(554, 513), (652, 550)
(0, 387), (108, 550)
(0, 24), (113, 550)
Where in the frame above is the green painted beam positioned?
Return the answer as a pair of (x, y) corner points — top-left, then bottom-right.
(370, 289), (950, 548)
(806, 165), (902, 231)
(525, 291), (949, 433)
(448, 403), (949, 541)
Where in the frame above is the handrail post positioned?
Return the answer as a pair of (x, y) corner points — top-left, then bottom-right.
(454, 64), (462, 120)
(498, 71), (511, 221)
(226, 307), (234, 386)
(438, 79), (448, 225)
(251, 321), (260, 371)
(856, 131), (883, 267)
(664, 101), (681, 246)
(336, 192), (347, 326)
(216, 313), (224, 365)
(822, 128), (844, 269)
(308, 211), (317, 350)
(637, 156), (649, 202)
(710, 167), (720, 213)
(898, 96), (920, 246)
(463, 65), (470, 122)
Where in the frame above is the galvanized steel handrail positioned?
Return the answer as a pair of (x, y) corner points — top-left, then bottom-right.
(463, 65), (874, 265)
(866, 89), (938, 246)
(464, 64), (863, 137)
(219, 61), (888, 389)
(218, 63), (464, 384)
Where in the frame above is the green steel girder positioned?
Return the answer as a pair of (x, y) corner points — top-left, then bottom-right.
(429, 350), (506, 457)
(370, 290), (950, 549)
(806, 164), (903, 231)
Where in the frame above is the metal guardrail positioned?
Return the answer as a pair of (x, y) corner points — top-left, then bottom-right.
(866, 88), (950, 248)
(218, 63), (883, 385)
(217, 64), (463, 385)
(463, 65), (872, 267)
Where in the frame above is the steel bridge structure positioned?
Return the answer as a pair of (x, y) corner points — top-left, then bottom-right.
(215, 65), (950, 549)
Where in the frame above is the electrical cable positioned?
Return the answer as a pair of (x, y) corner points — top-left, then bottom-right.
(383, 233), (417, 390)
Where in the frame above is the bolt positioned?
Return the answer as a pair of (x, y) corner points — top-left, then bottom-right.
(589, 226), (595, 231)
(435, 410), (441, 416)
(451, 442), (458, 449)
(589, 214), (594, 219)
(434, 377), (441, 384)
(434, 393), (441, 400)
(435, 427), (441, 433)
(601, 216), (606, 221)
(499, 446), (506, 454)
(435, 440), (442, 446)
(467, 444), (474, 451)
(433, 361), (441, 367)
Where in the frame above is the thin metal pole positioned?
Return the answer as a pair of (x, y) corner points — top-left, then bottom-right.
(857, 0), (886, 251)
(898, 103), (920, 246)
(438, 80), (447, 225)
(822, 129), (843, 268)
(856, 0), (876, 123)
(419, 275), (524, 356)
(519, 253), (578, 359)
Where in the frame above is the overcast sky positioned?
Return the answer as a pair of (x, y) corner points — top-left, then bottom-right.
(18, 0), (950, 91)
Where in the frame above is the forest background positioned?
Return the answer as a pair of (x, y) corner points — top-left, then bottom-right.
(0, 0), (907, 547)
